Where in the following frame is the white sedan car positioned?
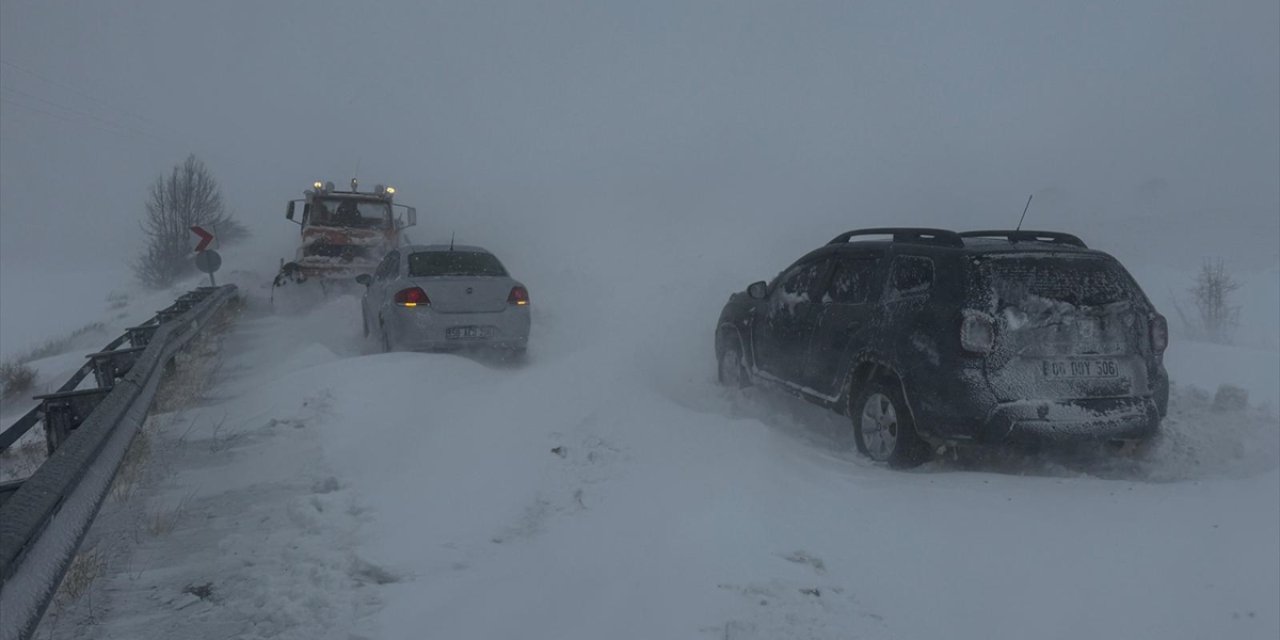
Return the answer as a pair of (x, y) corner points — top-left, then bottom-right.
(358, 244), (530, 355)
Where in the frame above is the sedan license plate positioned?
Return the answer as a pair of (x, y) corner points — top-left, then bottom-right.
(446, 325), (494, 340)
(1041, 359), (1119, 379)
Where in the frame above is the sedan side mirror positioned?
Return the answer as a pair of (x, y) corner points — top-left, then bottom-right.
(747, 281), (768, 300)
(355, 274), (372, 286)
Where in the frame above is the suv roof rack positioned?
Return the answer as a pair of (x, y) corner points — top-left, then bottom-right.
(828, 227), (965, 248)
(958, 230), (1087, 248)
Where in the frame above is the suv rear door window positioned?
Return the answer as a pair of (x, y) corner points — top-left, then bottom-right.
(889, 256), (934, 297)
(408, 251), (508, 277)
(776, 259), (831, 303)
(825, 256), (880, 304)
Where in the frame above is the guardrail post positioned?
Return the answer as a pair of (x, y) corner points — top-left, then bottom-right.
(125, 324), (158, 348)
(32, 388), (111, 454)
(86, 347), (146, 390)
(155, 308), (184, 324)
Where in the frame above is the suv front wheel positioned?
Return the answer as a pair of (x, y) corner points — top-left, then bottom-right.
(717, 333), (750, 388)
(852, 379), (929, 468)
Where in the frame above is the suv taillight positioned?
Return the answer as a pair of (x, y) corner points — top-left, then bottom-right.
(394, 287), (430, 307)
(961, 311), (995, 354)
(1150, 314), (1168, 353)
(508, 286), (529, 306)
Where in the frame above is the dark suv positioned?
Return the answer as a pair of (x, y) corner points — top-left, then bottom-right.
(715, 228), (1169, 467)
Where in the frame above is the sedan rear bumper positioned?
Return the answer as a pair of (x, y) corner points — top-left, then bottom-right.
(385, 305), (530, 351)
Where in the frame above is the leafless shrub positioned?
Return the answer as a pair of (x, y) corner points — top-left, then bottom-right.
(106, 290), (130, 310)
(1172, 258), (1241, 344)
(133, 154), (248, 288)
(0, 438), (45, 482)
(0, 361), (37, 401)
(207, 414), (243, 452)
(58, 547), (107, 602)
(147, 493), (194, 537)
(109, 427), (153, 502)
(0, 321), (107, 390)
(153, 336), (223, 414)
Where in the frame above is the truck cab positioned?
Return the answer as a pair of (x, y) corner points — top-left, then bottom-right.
(276, 180), (417, 285)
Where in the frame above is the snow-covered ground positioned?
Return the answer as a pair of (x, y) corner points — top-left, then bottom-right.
(19, 253), (1277, 640)
(3, 1), (1276, 636)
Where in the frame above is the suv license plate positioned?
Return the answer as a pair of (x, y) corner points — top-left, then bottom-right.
(446, 326), (494, 340)
(1041, 359), (1119, 379)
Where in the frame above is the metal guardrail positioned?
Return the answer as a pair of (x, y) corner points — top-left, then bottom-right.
(0, 337), (126, 454)
(0, 284), (238, 640)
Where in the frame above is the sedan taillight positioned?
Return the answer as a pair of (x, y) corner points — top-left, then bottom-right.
(508, 286), (529, 306)
(395, 287), (430, 307)
(961, 311), (995, 354)
(1150, 314), (1168, 353)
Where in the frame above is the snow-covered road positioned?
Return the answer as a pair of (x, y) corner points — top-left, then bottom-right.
(42, 283), (1280, 640)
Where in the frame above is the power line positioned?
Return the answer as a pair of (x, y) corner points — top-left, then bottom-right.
(0, 57), (240, 168)
(0, 93), (177, 148)
(0, 58), (162, 131)
(0, 85), (162, 142)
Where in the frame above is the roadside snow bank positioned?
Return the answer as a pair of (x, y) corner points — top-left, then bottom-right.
(1164, 340), (1280, 411)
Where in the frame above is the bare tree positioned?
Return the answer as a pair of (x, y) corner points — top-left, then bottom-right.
(1186, 258), (1241, 344)
(133, 155), (248, 288)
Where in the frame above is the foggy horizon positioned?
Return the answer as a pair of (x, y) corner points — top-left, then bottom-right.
(2, 0), (1276, 280)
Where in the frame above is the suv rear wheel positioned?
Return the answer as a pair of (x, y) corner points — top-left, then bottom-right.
(852, 379), (928, 468)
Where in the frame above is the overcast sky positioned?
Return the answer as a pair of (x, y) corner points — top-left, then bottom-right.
(2, 0), (1277, 280)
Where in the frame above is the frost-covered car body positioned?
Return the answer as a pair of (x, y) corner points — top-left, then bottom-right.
(715, 228), (1169, 463)
(359, 244), (530, 353)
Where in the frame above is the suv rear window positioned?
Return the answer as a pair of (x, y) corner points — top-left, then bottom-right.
(889, 256), (934, 296)
(976, 255), (1139, 308)
(408, 251), (508, 277)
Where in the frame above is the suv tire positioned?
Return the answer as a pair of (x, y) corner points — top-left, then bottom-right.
(717, 334), (750, 388)
(852, 378), (929, 468)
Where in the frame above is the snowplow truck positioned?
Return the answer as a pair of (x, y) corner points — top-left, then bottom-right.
(274, 179), (417, 287)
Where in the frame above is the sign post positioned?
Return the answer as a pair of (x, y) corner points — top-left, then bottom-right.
(191, 226), (220, 286)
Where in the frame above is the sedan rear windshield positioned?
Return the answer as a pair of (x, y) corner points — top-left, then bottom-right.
(975, 255), (1141, 308)
(408, 251), (508, 277)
